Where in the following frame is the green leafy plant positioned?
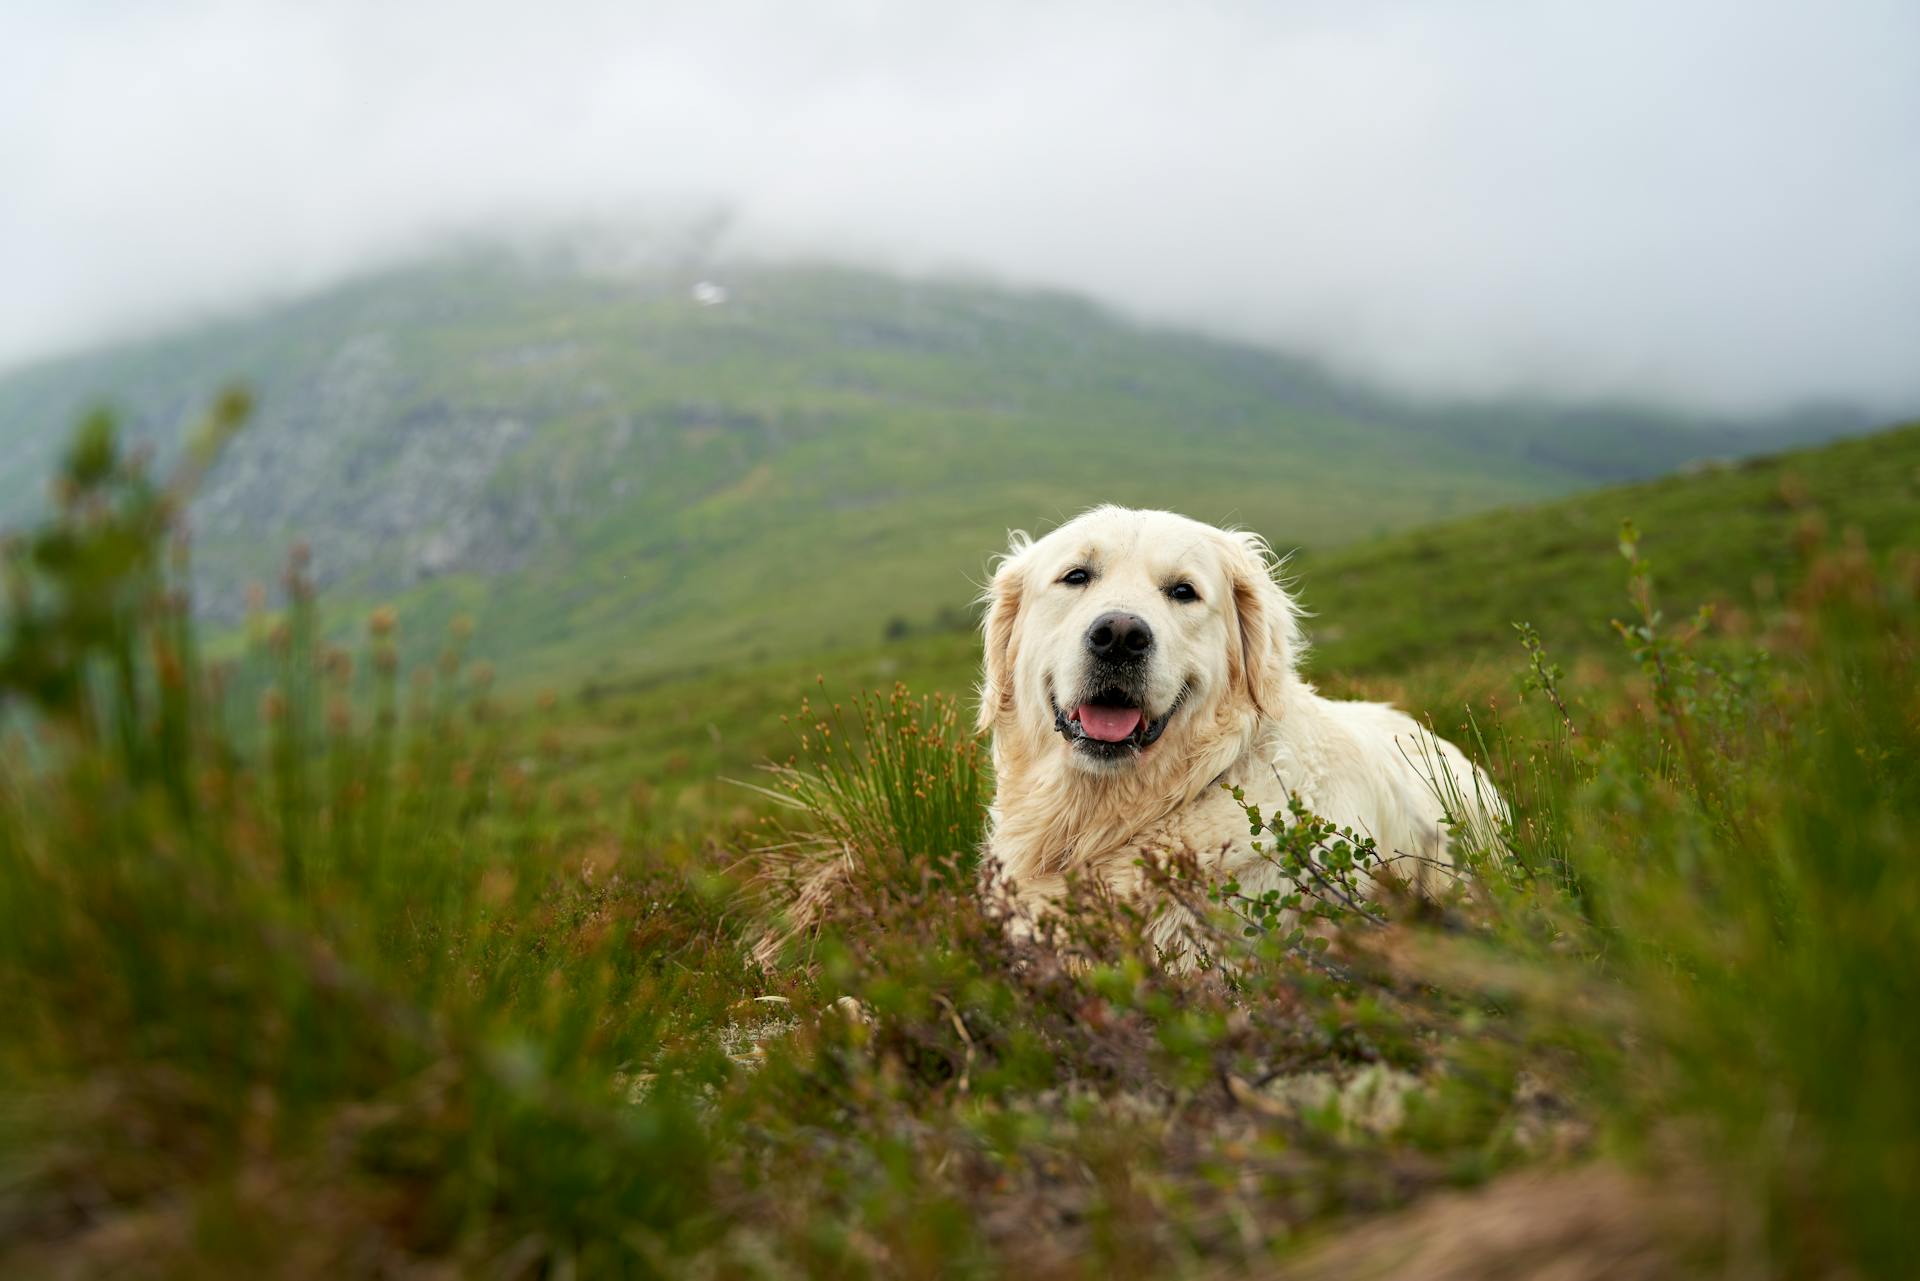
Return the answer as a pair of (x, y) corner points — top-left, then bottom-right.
(1213, 789), (1388, 944)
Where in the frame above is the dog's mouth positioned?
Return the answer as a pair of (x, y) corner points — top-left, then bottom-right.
(1052, 684), (1189, 760)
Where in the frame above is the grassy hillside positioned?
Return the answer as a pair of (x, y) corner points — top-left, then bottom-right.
(5, 403), (1918, 1279)
(527, 421), (1920, 811)
(1300, 421), (1920, 676)
(0, 247), (1870, 689)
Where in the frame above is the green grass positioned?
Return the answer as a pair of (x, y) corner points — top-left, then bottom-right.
(1300, 422), (1920, 676)
(4, 410), (1919, 1277)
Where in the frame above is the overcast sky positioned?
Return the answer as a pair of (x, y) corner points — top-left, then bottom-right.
(3, 0), (1917, 414)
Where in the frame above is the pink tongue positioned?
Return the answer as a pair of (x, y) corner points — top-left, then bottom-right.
(1076, 704), (1143, 742)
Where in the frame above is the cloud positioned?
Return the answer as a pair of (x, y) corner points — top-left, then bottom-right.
(3, 0), (1917, 413)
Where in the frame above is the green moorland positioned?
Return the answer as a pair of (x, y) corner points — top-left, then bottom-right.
(526, 420), (1920, 820)
(3, 407), (1919, 1277)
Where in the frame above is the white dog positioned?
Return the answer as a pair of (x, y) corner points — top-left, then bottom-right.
(976, 506), (1503, 954)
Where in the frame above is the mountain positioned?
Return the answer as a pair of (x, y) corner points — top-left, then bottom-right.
(0, 246), (1874, 683)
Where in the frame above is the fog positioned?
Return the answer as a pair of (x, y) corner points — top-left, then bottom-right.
(3, 0), (1917, 414)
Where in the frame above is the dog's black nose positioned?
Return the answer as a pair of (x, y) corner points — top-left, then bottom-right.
(1085, 611), (1153, 661)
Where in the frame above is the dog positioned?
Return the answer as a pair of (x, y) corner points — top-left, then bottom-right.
(976, 506), (1504, 955)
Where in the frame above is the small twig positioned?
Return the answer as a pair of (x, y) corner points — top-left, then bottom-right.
(1297, 858), (1388, 928)
(933, 994), (974, 1095)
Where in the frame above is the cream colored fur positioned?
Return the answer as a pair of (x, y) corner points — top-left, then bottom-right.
(976, 506), (1503, 956)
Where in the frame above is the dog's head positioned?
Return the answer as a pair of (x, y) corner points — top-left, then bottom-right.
(977, 506), (1302, 776)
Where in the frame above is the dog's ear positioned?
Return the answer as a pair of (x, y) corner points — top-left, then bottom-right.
(1221, 529), (1303, 720)
(976, 532), (1031, 734)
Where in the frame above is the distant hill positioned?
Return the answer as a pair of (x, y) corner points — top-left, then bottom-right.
(0, 246), (1875, 683)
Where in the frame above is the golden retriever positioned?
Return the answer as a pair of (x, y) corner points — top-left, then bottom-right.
(976, 505), (1503, 953)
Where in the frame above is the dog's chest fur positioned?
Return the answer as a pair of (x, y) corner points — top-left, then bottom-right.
(985, 691), (1479, 939)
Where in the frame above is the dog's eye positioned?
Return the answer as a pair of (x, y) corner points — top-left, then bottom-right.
(1060, 567), (1091, 587)
(1167, 581), (1200, 603)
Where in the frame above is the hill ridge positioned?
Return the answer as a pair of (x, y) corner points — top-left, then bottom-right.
(0, 249), (1878, 682)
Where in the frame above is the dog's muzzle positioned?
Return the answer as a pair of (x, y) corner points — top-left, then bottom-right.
(1052, 683), (1189, 761)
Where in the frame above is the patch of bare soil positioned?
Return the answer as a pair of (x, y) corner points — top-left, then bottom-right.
(1273, 1163), (1703, 1281)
